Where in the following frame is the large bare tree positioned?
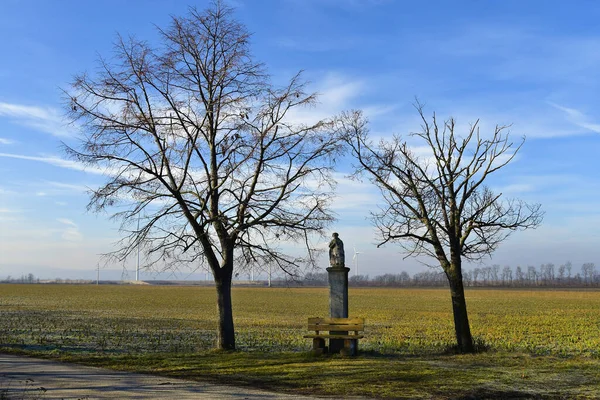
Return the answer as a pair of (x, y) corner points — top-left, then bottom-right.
(340, 105), (543, 353)
(65, 2), (342, 350)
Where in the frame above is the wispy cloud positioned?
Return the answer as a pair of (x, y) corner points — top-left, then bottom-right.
(276, 37), (361, 53)
(283, 0), (391, 13)
(57, 218), (77, 227)
(45, 181), (90, 193)
(270, 73), (399, 137)
(57, 218), (83, 242)
(429, 25), (600, 84)
(390, 24), (600, 139)
(0, 152), (107, 175)
(0, 137), (15, 145)
(317, 74), (364, 107)
(0, 208), (21, 213)
(361, 104), (398, 119)
(284, 73), (367, 126)
(404, 101), (584, 139)
(330, 173), (380, 211)
(0, 187), (17, 196)
(0, 179), (91, 200)
(495, 183), (535, 195)
(0, 207), (22, 222)
(0, 102), (74, 138)
(549, 102), (600, 133)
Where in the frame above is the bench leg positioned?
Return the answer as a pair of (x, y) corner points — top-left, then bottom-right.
(312, 338), (326, 354)
(340, 339), (358, 356)
(349, 338), (358, 356)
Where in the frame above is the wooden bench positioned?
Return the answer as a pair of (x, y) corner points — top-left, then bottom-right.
(303, 317), (364, 356)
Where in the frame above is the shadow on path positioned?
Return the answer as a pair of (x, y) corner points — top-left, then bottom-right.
(0, 354), (325, 399)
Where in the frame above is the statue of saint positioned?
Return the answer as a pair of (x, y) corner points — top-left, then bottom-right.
(329, 232), (345, 268)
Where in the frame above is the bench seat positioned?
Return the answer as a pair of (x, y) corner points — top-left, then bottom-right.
(304, 317), (364, 355)
(303, 334), (364, 339)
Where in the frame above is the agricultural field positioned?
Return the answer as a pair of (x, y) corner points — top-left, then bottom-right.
(2, 285), (600, 355)
(1, 285), (600, 398)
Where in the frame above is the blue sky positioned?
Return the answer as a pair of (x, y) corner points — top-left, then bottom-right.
(2, 0), (600, 280)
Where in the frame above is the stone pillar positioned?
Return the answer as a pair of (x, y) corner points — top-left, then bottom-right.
(327, 232), (349, 353)
(327, 265), (350, 353)
(327, 266), (350, 318)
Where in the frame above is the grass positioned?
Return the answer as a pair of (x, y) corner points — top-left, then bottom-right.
(1, 285), (600, 398)
(4, 348), (599, 399)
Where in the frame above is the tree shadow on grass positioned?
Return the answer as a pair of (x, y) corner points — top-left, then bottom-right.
(452, 388), (557, 400)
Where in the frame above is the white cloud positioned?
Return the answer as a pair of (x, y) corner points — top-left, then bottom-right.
(377, 25), (600, 140)
(361, 104), (398, 119)
(57, 218), (77, 227)
(429, 24), (600, 84)
(397, 101), (582, 140)
(0, 152), (108, 175)
(0, 138), (15, 145)
(549, 102), (600, 134)
(0, 102), (74, 138)
(45, 181), (90, 193)
(495, 183), (535, 195)
(0, 208), (21, 213)
(330, 173), (379, 212)
(283, 73), (369, 126)
(276, 37), (360, 53)
(0, 209), (27, 223)
(0, 187), (17, 206)
(0, 102), (51, 120)
(57, 218), (83, 242)
(318, 75), (364, 107)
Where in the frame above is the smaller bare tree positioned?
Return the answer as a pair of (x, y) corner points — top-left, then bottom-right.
(339, 104), (543, 353)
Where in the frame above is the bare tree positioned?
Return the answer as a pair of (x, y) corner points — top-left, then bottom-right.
(501, 266), (512, 286)
(540, 263), (555, 286)
(582, 263), (596, 285)
(491, 264), (500, 285)
(65, 3), (341, 350)
(515, 266), (525, 285)
(339, 105), (543, 353)
(463, 270), (472, 287)
(527, 266), (538, 286)
(472, 267), (480, 286)
(558, 263), (566, 283)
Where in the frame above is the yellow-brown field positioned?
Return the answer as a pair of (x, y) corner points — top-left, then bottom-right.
(1, 284), (599, 356)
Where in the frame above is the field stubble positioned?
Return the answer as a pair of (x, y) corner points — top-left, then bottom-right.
(1, 285), (600, 356)
(2, 285), (600, 398)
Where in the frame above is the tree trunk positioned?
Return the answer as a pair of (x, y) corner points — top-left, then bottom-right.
(215, 271), (235, 350)
(448, 269), (474, 353)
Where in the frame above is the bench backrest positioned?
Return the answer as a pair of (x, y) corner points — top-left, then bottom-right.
(308, 317), (364, 333)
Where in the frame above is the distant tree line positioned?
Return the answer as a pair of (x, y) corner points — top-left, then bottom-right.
(1, 273), (39, 284)
(5, 262), (598, 288)
(0, 274), (93, 284)
(303, 262), (600, 288)
(462, 262), (599, 287)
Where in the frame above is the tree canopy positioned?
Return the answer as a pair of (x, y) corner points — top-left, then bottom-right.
(66, 2), (343, 349)
(340, 104), (543, 352)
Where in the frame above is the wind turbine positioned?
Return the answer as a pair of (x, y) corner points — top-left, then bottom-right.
(353, 246), (362, 277)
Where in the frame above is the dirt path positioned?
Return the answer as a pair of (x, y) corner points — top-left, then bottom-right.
(0, 354), (330, 399)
